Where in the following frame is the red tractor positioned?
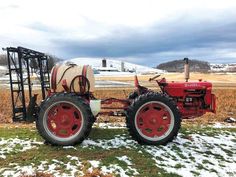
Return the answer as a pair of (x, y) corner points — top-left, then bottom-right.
(36, 58), (216, 146)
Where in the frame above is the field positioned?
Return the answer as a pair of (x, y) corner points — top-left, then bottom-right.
(0, 72), (236, 177)
(1, 87), (236, 124)
(0, 124), (235, 177)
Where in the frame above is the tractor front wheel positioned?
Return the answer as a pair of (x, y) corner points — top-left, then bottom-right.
(36, 93), (93, 146)
(126, 92), (181, 145)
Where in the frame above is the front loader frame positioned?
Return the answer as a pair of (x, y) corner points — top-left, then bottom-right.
(4, 47), (50, 122)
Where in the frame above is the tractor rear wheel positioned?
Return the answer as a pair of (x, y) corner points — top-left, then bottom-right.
(126, 92), (181, 145)
(36, 93), (93, 146)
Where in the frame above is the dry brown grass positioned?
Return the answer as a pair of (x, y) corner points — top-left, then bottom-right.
(0, 89), (42, 123)
(186, 89), (236, 124)
(96, 72), (236, 83)
(19, 169), (114, 177)
(0, 89), (13, 123)
(0, 87), (236, 124)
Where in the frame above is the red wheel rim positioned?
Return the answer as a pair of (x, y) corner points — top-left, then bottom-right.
(135, 101), (173, 140)
(46, 102), (83, 138)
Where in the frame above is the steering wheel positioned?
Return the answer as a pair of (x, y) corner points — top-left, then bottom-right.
(149, 74), (161, 82)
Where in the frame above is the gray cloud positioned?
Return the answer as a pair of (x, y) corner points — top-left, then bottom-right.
(9, 9), (236, 66)
(46, 15), (236, 65)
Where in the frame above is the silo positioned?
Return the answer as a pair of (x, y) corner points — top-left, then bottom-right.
(102, 59), (107, 67)
(121, 61), (125, 72)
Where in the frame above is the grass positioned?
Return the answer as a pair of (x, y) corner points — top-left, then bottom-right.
(0, 127), (163, 176)
(0, 125), (235, 177)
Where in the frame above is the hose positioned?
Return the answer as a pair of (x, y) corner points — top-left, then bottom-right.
(69, 75), (90, 94)
(56, 64), (75, 87)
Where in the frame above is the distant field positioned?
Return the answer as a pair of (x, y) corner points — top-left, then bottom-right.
(96, 72), (236, 89)
(96, 72), (236, 82)
(0, 88), (235, 124)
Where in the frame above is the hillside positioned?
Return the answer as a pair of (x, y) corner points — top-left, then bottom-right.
(66, 58), (165, 75)
(156, 59), (210, 72)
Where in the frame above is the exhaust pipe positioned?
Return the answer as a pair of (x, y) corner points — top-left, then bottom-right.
(184, 58), (190, 82)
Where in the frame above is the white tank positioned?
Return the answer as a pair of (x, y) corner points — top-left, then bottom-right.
(50, 64), (95, 93)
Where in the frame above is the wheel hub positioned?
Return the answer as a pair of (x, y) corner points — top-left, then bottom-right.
(47, 103), (82, 138)
(61, 115), (70, 124)
(135, 102), (172, 139)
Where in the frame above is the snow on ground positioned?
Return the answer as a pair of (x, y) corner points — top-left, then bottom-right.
(93, 122), (126, 129)
(212, 122), (236, 128)
(95, 80), (132, 88)
(0, 66), (7, 71)
(0, 66), (8, 78)
(101, 164), (139, 177)
(0, 138), (42, 159)
(82, 131), (236, 177)
(145, 133), (236, 177)
(67, 58), (165, 75)
(0, 155), (85, 177)
(0, 126), (235, 177)
(0, 75), (133, 88)
(116, 156), (133, 166)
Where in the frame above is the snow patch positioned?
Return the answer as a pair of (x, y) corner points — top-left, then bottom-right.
(89, 160), (100, 168)
(116, 156), (133, 165)
(0, 155), (84, 177)
(93, 122), (126, 129)
(0, 66), (7, 71)
(0, 138), (43, 159)
(101, 164), (139, 177)
(212, 122), (236, 128)
(145, 133), (236, 177)
(82, 135), (137, 149)
(80, 131), (235, 177)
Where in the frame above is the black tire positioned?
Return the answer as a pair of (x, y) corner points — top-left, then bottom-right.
(128, 91), (139, 100)
(128, 90), (154, 100)
(36, 93), (94, 146)
(125, 92), (181, 145)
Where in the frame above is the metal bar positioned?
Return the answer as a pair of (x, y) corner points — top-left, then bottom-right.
(25, 58), (32, 99)
(18, 46), (45, 56)
(17, 48), (27, 120)
(7, 49), (16, 120)
(38, 57), (46, 99)
(46, 56), (51, 89)
(6, 46), (51, 122)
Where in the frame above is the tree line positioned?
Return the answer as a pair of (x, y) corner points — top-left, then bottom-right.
(0, 54), (61, 71)
(156, 59), (211, 72)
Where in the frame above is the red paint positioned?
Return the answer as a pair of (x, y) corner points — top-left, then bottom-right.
(136, 102), (171, 137)
(134, 75), (139, 87)
(62, 79), (69, 92)
(157, 79), (216, 118)
(48, 64), (216, 121)
(47, 102), (82, 138)
(51, 65), (60, 91)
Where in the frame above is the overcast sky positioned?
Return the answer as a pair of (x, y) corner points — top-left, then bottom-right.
(0, 0), (236, 66)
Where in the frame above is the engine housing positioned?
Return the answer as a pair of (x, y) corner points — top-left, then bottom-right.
(158, 79), (216, 118)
